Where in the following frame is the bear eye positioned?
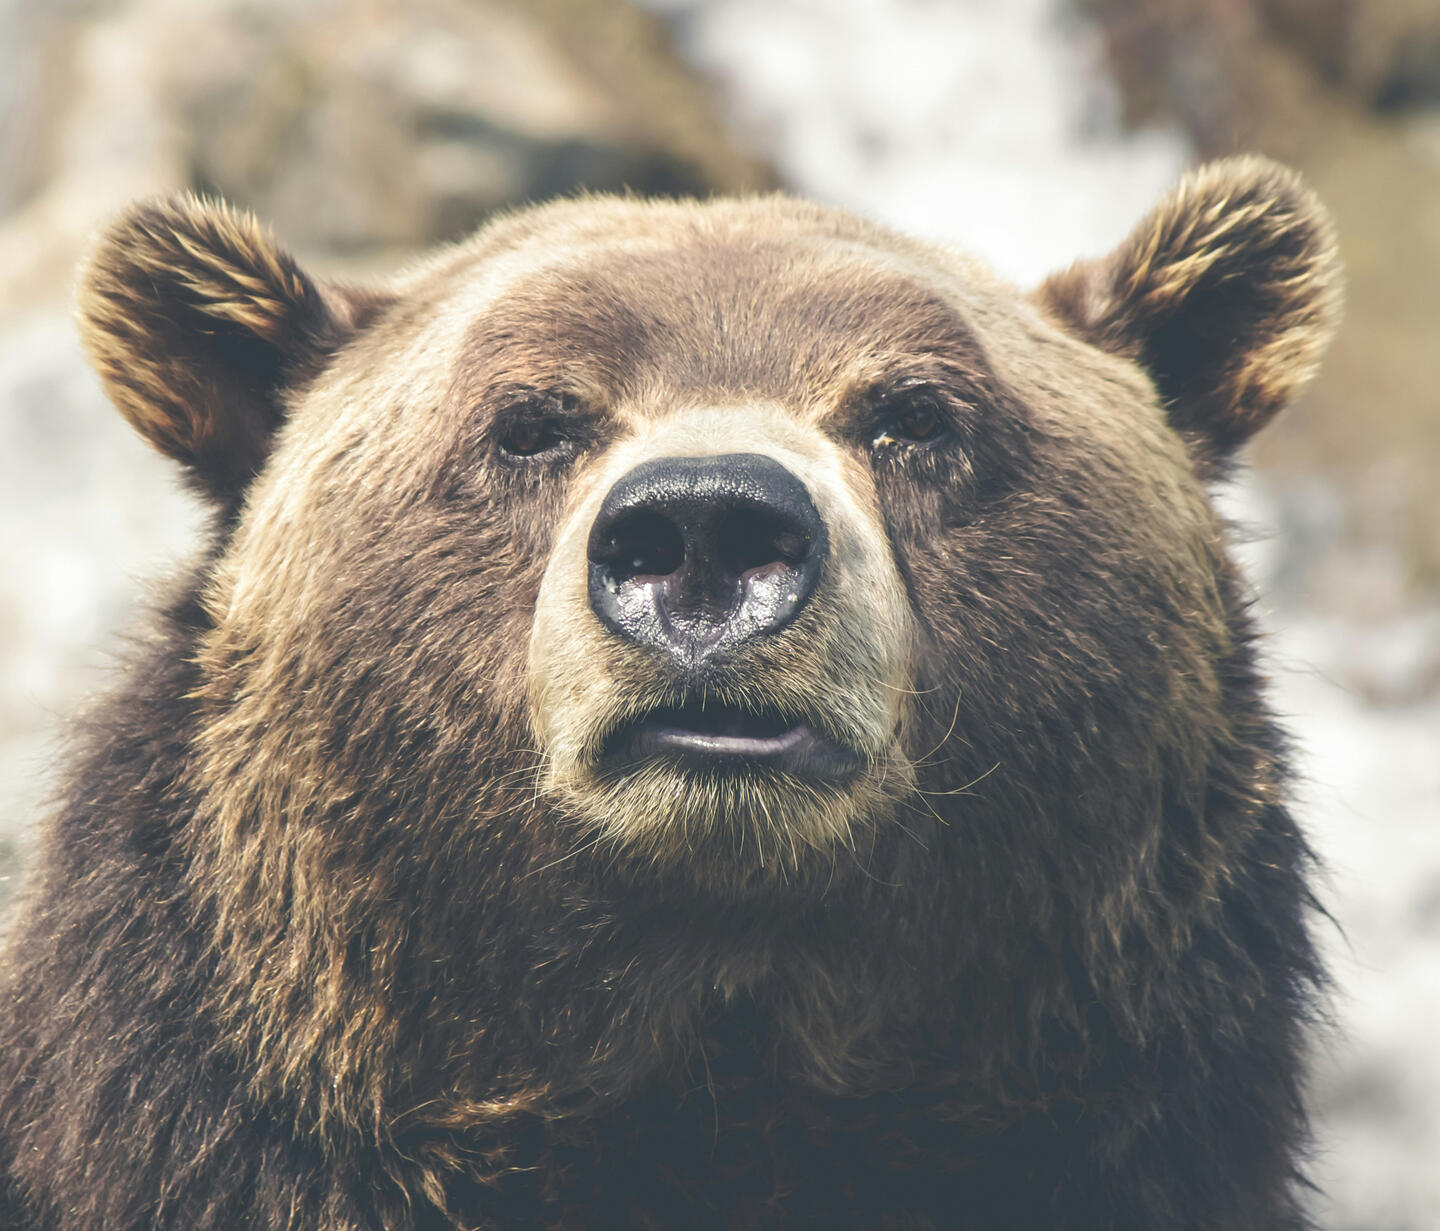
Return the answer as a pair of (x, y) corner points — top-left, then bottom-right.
(494, 393), (586, 464)
(498, 420), (568, 459)
(871, 393), (951, 449)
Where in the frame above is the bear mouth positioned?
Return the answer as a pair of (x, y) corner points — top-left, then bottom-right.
(599, 700), (862, 780)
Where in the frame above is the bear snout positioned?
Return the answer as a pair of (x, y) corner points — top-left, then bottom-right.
(526, 406), (917, 876)
(586, 453), (828, 671)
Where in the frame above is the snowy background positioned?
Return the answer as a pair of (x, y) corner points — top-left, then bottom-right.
(1, 1), (1437, 1227)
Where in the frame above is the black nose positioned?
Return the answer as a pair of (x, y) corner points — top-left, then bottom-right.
(587, 453), (828, 667)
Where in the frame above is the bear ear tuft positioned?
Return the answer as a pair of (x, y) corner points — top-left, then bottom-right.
(1038, 156), (1343, 458)
(78, 195), (386, 506)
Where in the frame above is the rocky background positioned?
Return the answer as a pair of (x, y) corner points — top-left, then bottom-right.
(1, 1), (1436, 1227)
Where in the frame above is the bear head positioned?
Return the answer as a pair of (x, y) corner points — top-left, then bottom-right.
(74, 157), (1340, 1123)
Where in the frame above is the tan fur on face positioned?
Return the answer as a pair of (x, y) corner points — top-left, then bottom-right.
(529, 404), (916, 875)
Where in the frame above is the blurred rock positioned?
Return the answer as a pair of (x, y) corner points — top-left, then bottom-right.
(0, 837), (15, 909)
(1261, 0), (1440, 108)
(0, 0), (776, 314)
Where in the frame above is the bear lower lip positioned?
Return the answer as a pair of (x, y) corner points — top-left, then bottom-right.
(602, 703), (861, 779)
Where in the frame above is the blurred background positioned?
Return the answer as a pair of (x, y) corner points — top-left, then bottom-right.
(0, 0), (1436, 1225)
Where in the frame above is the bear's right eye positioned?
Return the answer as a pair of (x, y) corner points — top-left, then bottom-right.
(498, 420), (568, 459)
(493, 393), (586, 464)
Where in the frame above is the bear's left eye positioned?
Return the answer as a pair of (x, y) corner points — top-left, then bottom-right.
(871, 393), (952, 449)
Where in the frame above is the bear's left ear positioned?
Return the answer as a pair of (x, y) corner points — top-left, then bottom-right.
(79, 195), (389, 507)
(1037, 156), (1343, 459)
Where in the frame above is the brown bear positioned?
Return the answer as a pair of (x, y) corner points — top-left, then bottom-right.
(0, 156), (1341, 1230)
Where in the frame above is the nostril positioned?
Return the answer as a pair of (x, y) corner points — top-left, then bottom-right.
(717, 508), (810, 579)
(592, 511), (686, 584)
(587, 453), (828, 663)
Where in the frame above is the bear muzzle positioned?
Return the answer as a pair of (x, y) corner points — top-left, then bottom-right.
(585, 453), (856, 778)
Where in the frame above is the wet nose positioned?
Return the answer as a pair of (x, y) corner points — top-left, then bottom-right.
(587, 453), (828, 667)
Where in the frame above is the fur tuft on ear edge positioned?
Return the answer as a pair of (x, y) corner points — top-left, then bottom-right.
(1039, 156), (1344, 457)
(78, 195), (379, 505)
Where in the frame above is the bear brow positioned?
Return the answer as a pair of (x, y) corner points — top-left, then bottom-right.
(457, 245), (994, 408)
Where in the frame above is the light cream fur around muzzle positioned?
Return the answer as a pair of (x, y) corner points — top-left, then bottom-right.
(527, 405), (918, 871)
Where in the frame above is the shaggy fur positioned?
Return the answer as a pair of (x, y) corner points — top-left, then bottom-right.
(0, 157), (1340, 1230)
(1038, 156), (1342, 467)
(78, 196), (384, 508)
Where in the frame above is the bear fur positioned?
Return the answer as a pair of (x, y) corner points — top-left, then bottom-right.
(0, 157), (1341, 1230)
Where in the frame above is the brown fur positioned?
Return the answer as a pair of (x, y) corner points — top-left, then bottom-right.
(78, 195), (383, 505)
(1038, 156), (1342, 464)
(1, 159), (1340, 1229)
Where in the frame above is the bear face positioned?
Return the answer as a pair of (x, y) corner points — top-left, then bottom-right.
(0, 157), (1340, 1229)
(80, 166), (1336, 911)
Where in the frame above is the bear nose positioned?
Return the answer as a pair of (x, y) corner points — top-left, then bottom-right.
(587, 453), (828, 667)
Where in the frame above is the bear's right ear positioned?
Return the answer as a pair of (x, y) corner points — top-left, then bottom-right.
(79, 195), (387, 506)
